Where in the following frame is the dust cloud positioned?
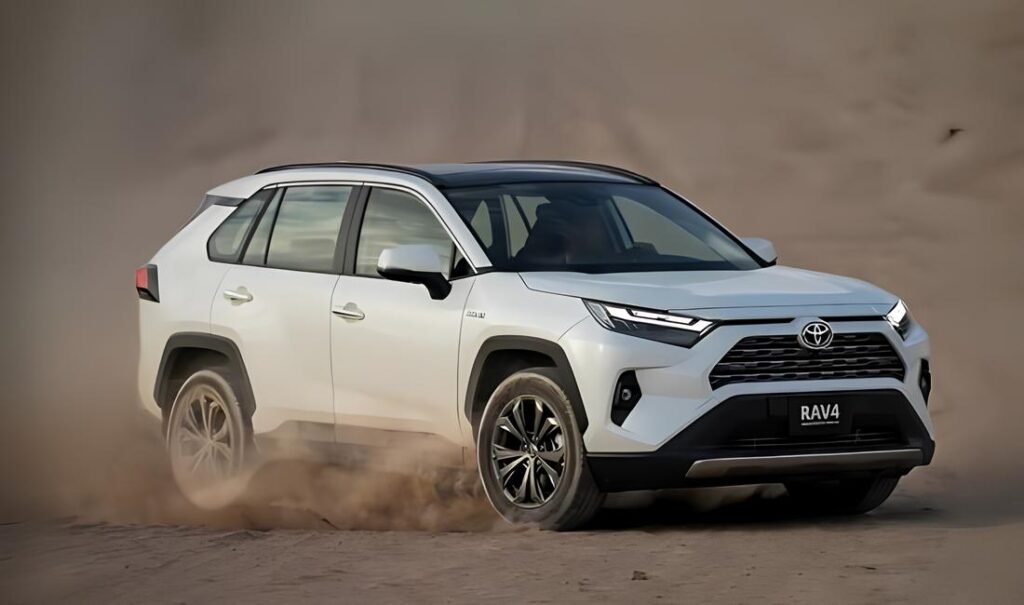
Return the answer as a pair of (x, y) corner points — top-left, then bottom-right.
(0, 399), (496, 530)
(1, 0), (1023, 539)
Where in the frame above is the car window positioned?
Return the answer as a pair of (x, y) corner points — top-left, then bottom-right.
(265, 185), (353, 273)
(612, 195), (721, 261)
(468, 201), (493, 247)
(242, 189), (282, 266)
(501, 195), (530, 257)
(502, 195), (550, 257)
(355, 188), (454, 278)
(444, 183), (760, 272)
(207, 189), (272, 263)
(450, 195), (509, 264)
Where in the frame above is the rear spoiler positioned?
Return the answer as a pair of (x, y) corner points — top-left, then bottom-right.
(172, 194), (245, 235)
(189, 194), (244, 219)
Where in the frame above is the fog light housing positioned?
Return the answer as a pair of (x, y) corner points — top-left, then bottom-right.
(611, 371), (641, 426)
(919, 359), (932, 404)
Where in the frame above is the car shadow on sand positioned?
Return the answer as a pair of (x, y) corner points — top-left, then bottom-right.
(588, 487), (944, 532)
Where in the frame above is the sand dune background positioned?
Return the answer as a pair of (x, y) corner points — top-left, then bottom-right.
(1, 1), (1023, 602)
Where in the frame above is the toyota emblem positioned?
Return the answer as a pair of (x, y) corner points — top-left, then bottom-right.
(798, 321), (834, 350)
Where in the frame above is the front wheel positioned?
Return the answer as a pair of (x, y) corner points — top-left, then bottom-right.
(476, 368), (603, 530)
(785, 475), (900, 515)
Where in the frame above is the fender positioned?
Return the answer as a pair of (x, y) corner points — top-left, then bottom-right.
(154, 332), (256, 418)
(465, 335), (589, 434)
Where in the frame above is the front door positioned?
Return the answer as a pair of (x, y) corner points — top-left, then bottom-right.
(330, 186), (473, 447)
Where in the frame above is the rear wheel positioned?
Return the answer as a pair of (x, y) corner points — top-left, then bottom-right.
(476, 368), (603, 530)
(166, 369), (252, 509)
(785, 475), (900, 515)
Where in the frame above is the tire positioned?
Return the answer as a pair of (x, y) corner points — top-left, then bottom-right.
(476, 367), (603, 530)
(165, 368), (253, 509)
(785, 475), (900, 515)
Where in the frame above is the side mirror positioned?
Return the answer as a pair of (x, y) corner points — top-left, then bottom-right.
(377, 244), (452, 300)
(741, 237), (778, 265)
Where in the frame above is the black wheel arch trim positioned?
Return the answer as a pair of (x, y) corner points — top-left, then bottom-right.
(465, 335), (589, 435)
(154, 332), (256, 418)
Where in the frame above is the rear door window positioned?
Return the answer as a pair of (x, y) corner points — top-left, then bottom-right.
(264, 185), (353, 273)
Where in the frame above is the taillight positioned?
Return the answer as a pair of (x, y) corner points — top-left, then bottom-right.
(136, 264), (160, 302)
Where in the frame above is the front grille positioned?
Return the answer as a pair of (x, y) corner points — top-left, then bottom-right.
(710, 333), (904, 389)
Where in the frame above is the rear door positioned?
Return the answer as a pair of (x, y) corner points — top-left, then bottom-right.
(210, 184), (358, 434)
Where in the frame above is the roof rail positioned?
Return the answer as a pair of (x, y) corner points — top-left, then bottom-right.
(255, 162), (437, 183)
(473, 160), (657, 185)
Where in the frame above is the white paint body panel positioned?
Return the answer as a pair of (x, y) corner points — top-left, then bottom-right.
(137, 207), (234, 416)
(456, 273), (590, 444)
(519, 267), (896, 312)
(139, 166), (934, 472)
(330, 275), (473, 445)
(210, 266), (339, 432)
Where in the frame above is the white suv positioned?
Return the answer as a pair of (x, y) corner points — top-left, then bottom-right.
(137, 161), (934, 529)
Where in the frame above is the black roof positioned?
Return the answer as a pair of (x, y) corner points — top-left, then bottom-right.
(255, 161), (657, 188)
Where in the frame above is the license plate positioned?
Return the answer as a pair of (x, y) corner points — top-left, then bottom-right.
(788, 398), (851, 435)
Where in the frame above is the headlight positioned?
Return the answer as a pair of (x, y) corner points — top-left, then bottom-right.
(584, 300), (715, 347)
(885, 299), (912, 339)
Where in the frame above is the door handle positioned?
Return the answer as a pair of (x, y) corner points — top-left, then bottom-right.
(223, 288), (253, 304)
(332, 302), (365, 321)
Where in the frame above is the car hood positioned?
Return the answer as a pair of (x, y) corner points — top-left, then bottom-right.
(519, 266), (897, 315)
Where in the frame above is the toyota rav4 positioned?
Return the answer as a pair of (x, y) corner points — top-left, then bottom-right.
(137, 161), (934, 529)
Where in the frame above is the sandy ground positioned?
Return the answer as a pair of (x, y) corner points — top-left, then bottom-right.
(2, 0), (1024, 603)
(3, 498), (1023, 604)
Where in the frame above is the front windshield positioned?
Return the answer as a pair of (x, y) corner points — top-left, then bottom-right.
(445, 182), (761, 273)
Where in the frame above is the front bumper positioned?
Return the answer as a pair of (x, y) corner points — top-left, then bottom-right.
(559, 309), (935, 490)
(586, 388), (934, 491)
(561, 312), (934, 454)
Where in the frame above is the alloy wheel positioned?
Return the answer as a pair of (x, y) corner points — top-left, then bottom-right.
(489, 395), (565, 508)
(169, 383), (239, 482)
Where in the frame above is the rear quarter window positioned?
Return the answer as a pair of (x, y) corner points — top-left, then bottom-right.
(207, 190), (272, 262)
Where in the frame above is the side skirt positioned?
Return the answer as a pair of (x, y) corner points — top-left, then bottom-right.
(254, 421), (467, 470)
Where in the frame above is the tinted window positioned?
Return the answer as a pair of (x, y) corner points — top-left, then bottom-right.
(355, 188), (454, 277)
(502, 195), (545, 258)
(468, 201), (493, 247)
(265, 186), (352, 272)
(242, 190), (282, 266)
(452, 195), (508, 264)
(207, 190), (272, 262)
(613, 196), (720, 261)
(445, 183), (760, 272)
